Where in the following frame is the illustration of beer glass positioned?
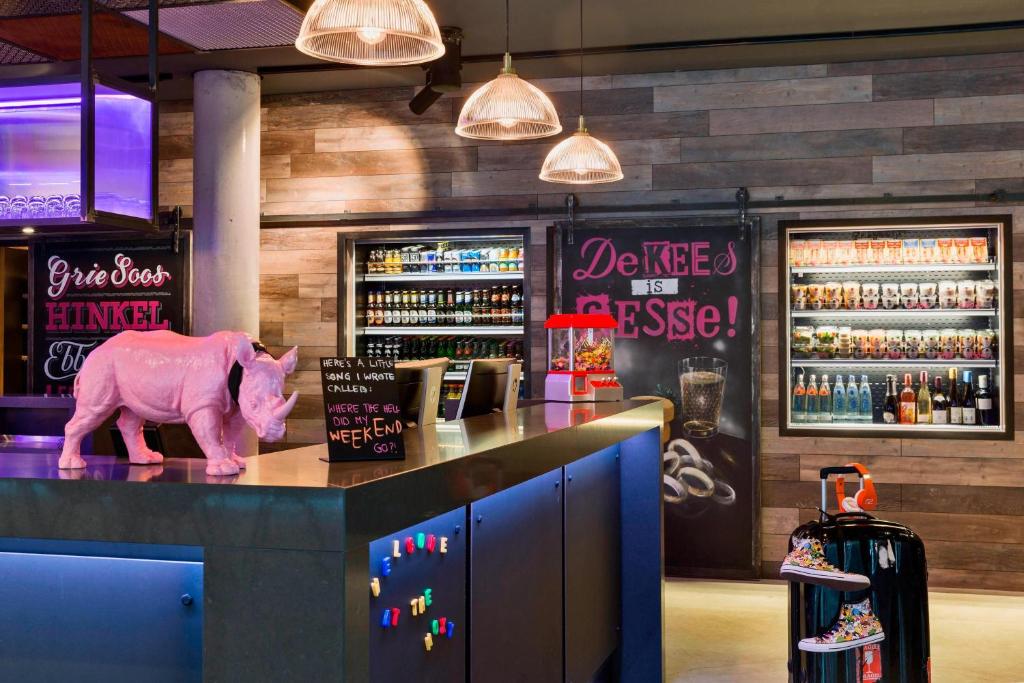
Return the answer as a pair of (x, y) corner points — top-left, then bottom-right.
(679, 357), (728, 438)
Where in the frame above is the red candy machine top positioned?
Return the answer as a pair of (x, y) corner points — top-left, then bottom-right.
(544, 313), (623, 402)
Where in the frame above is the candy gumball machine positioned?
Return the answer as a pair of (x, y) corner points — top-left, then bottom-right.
(544, 314), (623, 402)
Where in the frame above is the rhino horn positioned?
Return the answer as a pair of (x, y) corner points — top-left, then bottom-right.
(274, 391), (299, 421)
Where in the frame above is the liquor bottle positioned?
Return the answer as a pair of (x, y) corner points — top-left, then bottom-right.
(844, 374), (858, 420)
(882, 374), (898, 424)
(500, 286), (512, 325)
(899, 372), (916, 424)
(916, 370), (932, 424)
(961, 370), (977, 425)
(818, 375), (832, 423)
(805, 375), (819, 422)
(858, 374), (872, 422)
(948, 368), (962, 425)
(832, 375), (846, 423)
(976, 374), (995, 426)
(931, 377), (948, 425)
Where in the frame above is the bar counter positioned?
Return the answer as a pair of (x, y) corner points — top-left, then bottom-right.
(0, 400), (663, 682)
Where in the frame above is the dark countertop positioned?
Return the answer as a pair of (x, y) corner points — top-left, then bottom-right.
(0, 400), (662, 551)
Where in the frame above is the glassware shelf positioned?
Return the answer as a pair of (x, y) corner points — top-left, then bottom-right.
(790, 308), (996, 319)
(364, 272), (524, 283)
(790, 263), (997, 275)
(359, 326), (524, 336)
(790, 358), (997, 368)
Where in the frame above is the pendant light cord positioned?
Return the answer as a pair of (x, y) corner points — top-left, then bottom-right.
(578, 0), (584, 128)
(505, 0), (510, 54)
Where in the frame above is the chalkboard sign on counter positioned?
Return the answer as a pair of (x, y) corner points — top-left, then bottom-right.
(320, 357), (406, 462)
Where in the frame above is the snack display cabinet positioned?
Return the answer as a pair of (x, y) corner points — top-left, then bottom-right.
(779, 217), (1014, 438)
(339, 230), (530, 410)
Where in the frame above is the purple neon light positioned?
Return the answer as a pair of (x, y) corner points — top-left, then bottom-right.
(0, 97), (81, 110)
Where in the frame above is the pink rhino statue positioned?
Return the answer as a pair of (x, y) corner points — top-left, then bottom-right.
(58, 330), (299, 476)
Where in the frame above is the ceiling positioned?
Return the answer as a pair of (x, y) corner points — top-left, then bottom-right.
(0, 0), (1023, 99)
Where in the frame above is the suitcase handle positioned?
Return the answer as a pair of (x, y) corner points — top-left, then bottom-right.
(819, 466), (861, 479)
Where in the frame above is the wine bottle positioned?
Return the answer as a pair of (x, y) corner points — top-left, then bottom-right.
(882, 375), (898, 424)
(976, 374), (995, 426)
(916, 370), (932, 424)
(961, 370), (977, 425)
(793, 373), (806, 423)
(832, 376), (846, 423)
(899, 372), (916, 424)
(948, 367), (962, 425)
(819, 375), (832, 423)
(931, 377), (948, 425)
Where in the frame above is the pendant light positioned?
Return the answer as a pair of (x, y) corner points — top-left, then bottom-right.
(455, 0), (561, 140)
(540, 0), (622, 184)
(296, 0), (445, 67)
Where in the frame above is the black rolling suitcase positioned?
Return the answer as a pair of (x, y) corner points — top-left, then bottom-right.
(787, 466), (930, 683)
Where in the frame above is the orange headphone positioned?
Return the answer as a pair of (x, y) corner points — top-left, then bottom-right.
(835, 462), (878, 512)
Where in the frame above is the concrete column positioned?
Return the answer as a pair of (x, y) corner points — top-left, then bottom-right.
(192, 69), (261, 338)
(192, 70), (261, 456)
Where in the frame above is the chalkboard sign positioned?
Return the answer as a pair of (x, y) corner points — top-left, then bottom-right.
(557, 218), (758, 579)
(32, 237), (191, 395)
(320, 356), (406, 462)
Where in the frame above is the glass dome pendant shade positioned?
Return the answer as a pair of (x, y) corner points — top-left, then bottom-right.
(539, 116), (624, 184)
(295, 0), (446, 66)
(455, 53), (563, 140)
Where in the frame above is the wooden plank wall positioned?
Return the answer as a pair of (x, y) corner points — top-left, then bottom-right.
(159, 50), (1024, 590)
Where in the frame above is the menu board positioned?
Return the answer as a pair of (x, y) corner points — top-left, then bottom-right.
(320, 356), (406, 462)
(558, 220), (758, 578)
(32, 237), (190, 395)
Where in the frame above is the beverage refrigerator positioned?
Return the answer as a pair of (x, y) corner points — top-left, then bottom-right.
(778, 217), (1015, 438)
(339, 229), (530, 415)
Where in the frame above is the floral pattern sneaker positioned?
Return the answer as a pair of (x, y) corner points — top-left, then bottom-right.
(799, 598), (885, 653)
(779, 537), (871, 590)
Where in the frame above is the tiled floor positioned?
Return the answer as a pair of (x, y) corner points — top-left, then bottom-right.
(665, 579), (1024, 682)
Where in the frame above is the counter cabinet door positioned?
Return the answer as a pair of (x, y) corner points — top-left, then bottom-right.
(470, 469), (564, 683)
